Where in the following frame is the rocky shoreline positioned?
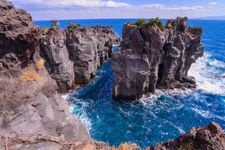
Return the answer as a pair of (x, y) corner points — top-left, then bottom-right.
(0, 0), (225, 149)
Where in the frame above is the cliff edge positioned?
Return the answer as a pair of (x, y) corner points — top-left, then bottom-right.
(0, 0), (90, 142)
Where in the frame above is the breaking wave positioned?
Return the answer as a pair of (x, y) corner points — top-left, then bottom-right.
(189, 53), (225, 96)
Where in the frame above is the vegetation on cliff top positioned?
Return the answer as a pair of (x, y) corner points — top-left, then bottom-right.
(40, 27), (49, 35)
(50, 20), (59, 28)
(132, 17), (163, 29)
(66, 23), (81, 32)
(190, 26), (203, 35)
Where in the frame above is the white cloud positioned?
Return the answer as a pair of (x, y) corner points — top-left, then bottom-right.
(141, 4), (204, 11)
(104, 0), (130, 8)
(12, 0), (220, 20)
(11, 0), (130, 8)
(208, 1), (217, 8)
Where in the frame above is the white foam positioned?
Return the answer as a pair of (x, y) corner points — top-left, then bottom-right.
(191, 107), (225, 122)
(220, 73), (225, 78)
(70, 101), (92, 131)
(61, 94), (68, 100)
(209, 59), (225, 69)
(188, 53), (225, 96)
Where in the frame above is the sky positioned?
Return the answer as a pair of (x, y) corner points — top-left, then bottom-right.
(10, 0), (225, 20)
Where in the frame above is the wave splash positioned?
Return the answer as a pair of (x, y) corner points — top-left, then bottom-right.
(189, 53), (225, 96)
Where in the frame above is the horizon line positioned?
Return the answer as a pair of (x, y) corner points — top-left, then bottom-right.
(33, 17), (225, 22)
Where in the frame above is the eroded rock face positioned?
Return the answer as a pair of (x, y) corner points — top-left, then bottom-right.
(112, 17), (204, 100)
(40, 28), (75, 93)
(41, 25), (120, 92)
(66, 25), (119, 85)
(148, 122), (225, 150)
(0, 0), (40, 68)
(0, 0), (90, 143)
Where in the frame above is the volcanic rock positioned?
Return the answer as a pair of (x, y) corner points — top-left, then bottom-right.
(148, 122), (225, 150)
(66, 25), (119, 85)
(40, 28), (75, 93)
(0, 0), (90, 143)
(112, 17), (204, 100)
(41, 24), (120, 92)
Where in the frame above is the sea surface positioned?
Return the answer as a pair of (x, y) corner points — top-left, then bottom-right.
(35, 19), (225, 148)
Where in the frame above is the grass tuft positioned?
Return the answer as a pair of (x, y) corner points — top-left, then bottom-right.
(118, 143), (140, 150)
(83, 143), (95, 150)
(20, 69), (45, 83)
(67, 23), (80, 32)
(41, 27), (50, 34)
(134, 18), (163, 29)
(35, 58), (45, 70)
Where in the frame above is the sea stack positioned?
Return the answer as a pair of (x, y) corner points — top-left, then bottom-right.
(112, 17), (204, 100)
(41, 25), (120, 93)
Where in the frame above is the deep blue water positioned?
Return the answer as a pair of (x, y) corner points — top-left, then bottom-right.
(35, 19), (225, 148)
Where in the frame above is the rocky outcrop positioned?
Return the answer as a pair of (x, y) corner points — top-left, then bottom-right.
(41, 24), (120, 93)
(66, 25), (120, 85)
(0, 0), (40, 69)
(148, 122), (225, 150)
(112, 17), (204, 100)
(0, 0), (90, 143)
(40, 28), (75, 93)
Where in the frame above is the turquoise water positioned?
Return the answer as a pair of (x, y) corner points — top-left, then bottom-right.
(35, 19), (225, 148)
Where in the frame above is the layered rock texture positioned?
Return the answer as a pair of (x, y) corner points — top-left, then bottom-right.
(0, 0), (90, 144)
(149, 122), (225, 150)
(41, 25), (120, 93)
(112, 18), (204, 100)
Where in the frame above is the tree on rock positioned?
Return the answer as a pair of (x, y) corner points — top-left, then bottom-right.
(50, 20), (59, 28)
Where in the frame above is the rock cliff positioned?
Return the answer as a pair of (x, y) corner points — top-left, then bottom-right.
(41, 24), (120, 93)
(0, 0), (90, 143)
(112, 17), (204, 100)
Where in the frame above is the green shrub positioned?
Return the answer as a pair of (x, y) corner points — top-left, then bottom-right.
(41, 27), (49, 34)
(135, 19), (146, 26)
(149, 17), (163, 28)
(50, 20), (59, 28)
(134, 18), (163, 29)
(67, 23), (80, 32)
(190, 26), (203, 35)
(134, 19), (150, 29)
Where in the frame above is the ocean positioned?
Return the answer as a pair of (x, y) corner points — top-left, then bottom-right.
(35, 19), (225, 148)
